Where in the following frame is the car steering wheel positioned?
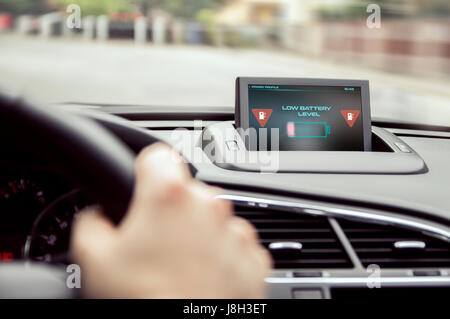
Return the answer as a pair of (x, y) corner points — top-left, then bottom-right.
(0, 91), (172, 297)
(0, 92), (144, 224)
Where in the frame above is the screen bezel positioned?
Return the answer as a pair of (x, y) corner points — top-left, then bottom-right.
(235, 77), (372, 151)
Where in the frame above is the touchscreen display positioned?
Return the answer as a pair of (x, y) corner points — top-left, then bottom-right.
(248, 84), (364, 151)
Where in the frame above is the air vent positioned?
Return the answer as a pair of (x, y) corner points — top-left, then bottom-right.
(338, 219), (450, 268)
(235, 206), (352, 269)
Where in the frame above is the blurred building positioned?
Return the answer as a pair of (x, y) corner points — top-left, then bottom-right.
(215, 0), (450, 78)
(215, 0), (315, 25)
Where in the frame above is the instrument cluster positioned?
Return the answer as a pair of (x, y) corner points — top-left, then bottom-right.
(0, 165), (88, 264)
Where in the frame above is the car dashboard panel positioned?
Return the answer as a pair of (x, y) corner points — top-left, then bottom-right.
(117, 105), (450, 298)
(1, 104), (449, 298)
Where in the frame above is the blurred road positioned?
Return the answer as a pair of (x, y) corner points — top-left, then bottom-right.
(0, 34), (449, 126)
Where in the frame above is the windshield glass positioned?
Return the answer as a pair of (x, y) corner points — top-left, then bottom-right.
(0, 0), (449, 126)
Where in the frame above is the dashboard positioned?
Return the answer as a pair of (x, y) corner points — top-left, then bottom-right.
(104, 104), (450, 298)
(1, 103), (449, 298)
(0, 163), (88, 264)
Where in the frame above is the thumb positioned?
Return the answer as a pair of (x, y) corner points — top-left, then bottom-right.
(70, 206), (116, 262)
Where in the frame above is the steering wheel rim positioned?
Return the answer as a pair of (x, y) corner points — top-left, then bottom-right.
(0, 92), (140, 225)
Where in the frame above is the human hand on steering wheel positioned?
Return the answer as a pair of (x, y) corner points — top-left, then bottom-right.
(71, 143), (272, 298)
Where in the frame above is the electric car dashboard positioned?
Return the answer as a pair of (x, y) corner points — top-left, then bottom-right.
(1, 102), (449, 298)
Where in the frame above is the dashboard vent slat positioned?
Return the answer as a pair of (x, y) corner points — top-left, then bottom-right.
(339, 219), (450, 268)
(235, 206), (352, 269)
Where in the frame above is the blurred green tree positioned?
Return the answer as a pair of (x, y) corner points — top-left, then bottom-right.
(0, 0), (230, 18)
(0, 0), (48, 15)
(134, 0), (229, 19)
(315, 0), (450, 20)
(47, 0), (132, 16)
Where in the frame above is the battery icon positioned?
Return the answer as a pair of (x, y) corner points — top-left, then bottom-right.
(287, 122), (331, 138)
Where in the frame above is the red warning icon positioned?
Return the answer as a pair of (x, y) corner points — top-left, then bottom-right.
(252, 109), (272, 127)
(341, 110), (360, 128)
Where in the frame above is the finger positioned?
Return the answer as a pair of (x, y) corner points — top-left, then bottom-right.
(133, 143), (191, 206)
(70, 206), (116, 261)
(253, 246), (273, 275)
(190, 181), (223, 200)
(213, 198), (233, 222)
(136, 143), (191, 182)
(239, 245), (272, 290)
(226, 216), (259, 245)
(189, 182), (232, 222)
(248, 247), (272, 298)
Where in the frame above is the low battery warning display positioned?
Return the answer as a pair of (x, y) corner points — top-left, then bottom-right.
(248, 84), (364, 151)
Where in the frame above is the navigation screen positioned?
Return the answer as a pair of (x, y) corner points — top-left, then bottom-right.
(248, 84), (364, 151)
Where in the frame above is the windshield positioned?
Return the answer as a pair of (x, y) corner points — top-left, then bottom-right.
(0, 0), (449, 126)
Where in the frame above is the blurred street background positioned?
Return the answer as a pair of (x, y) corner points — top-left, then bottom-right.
(0, 0), (449, 126)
